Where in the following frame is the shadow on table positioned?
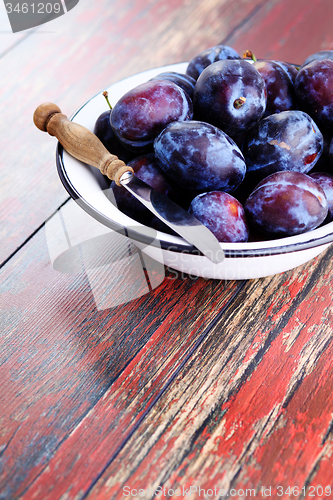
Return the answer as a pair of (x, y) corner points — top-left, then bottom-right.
(45, 198), (165, 310)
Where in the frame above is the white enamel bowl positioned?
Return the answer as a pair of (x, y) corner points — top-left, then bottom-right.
(56, 62), (333, 280)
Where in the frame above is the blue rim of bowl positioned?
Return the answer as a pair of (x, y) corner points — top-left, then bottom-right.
(56, 141), (333, 259)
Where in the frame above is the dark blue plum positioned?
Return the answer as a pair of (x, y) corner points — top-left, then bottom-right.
(110, 80), (193, 152)
(110, 153), (183, 225)
(273, 61), (299, 83)
(253, 60), (297, 116)
(310, 128), (333, 173)
(244, 171), (328, 237)
(149, 72), (196, 99)
(154, 120), (246, 194)
(186, 44), (241, 80)
(295, 59), (333, 130)
(94, 110), (135, 164)
(301, 50), (333, 68)
(243, 110), (323, 182)
(193, 59), (267, 136)
(189, 191), (249, 242)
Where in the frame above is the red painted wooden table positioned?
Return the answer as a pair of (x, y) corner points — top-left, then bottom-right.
(1, 0), (333, 499)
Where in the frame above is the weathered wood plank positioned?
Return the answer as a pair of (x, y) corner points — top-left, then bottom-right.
(78, 245), (333, 499)
(225, 0), (333, 64)
(0, 203), (242, 499)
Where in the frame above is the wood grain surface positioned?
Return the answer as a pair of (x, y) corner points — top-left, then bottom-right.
(83, 246), (333, 500)
(0, 204), (242, 499)
(1, 0), (333, 499)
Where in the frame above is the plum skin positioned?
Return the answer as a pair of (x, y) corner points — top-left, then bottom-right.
(244, 171), (328, 237)
(253, 60), (297, 116)
(154, 120), (246, 194)
(243, 110), (323, 182)
(189, 191), (249, 243)
(301, 50), (333, 68)
(193, 59), (267, 137)
(294, 59), (333, 130)
(110, 80), (193, 152)
(273, 61), (299, 83)
(186, 44), (241, 80)
(310, 172), (333, 221)
(149, 72), (196, 99)
(93, 110), (135, 163)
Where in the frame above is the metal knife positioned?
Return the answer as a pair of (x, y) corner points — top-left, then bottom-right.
(33, 103), (224, 264)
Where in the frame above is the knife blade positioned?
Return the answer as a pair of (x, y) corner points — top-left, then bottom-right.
(33, 102), (224, 264)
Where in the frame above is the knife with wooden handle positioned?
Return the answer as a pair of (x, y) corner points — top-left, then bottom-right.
(33, 103), (224, 264)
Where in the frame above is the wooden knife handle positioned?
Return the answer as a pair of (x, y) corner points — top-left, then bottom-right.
(33, 102), (134, 186)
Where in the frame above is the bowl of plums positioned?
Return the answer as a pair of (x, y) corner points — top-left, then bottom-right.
(56, 45), (333, 280)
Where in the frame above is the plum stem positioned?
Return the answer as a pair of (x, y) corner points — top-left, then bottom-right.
(243, 50), (257, 62)
(103, 91), (112, 110)
(234, 97), (246, 109)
